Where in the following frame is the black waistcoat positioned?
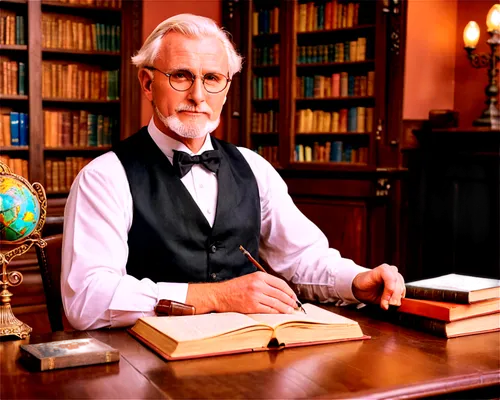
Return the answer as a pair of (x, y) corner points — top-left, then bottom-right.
(113, 127), (260, 283)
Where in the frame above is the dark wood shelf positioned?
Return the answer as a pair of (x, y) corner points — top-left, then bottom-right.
(0, 94), (28, 100)
(43, 48), (120, 56)
(41, 0), (121, 12)
(289, 161), (371, 171)
(252, 33), (280, 40)
(296, 96), (375, 103)
(0, 44), (28, 51)
(0, 146), (29, 151)
(251, 131), (279, 135)
(0, 0), (27, 4)
(252, 99), (279, 103)
(296, 131), (371, 136)
(252, 65), (280, 72)
(42, 98), (120, 104)
(45, 146), (112, 152)
(297, 24), (376, 36)
(46, 190), (70, 196)
(297, 60), (375, 68)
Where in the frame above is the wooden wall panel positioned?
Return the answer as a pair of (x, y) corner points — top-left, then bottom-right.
(293, 199), (366, 266)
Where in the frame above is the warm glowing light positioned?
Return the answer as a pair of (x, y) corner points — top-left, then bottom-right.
(486, 4), (500, 32)
(463, 21), (480, 48)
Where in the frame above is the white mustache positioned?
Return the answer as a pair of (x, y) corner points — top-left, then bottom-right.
(176, 105), (210, 114)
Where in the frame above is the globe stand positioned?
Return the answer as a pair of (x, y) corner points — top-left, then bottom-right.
(0, 263), (33, 339)
(0, 162), (47, 340)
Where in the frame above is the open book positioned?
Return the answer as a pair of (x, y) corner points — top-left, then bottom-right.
(129, 303), (368, 360)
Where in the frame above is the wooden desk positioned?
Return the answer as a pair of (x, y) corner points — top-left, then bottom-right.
(2, 306), (499, 399)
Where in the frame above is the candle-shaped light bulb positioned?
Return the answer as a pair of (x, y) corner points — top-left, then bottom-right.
(486, 4), (500, 32)
(463, 21), (480, 49)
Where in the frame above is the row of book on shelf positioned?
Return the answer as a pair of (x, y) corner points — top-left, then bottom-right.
(45, 157), (92, 193)
(252, 111), (279, 134)
(0, 59), (26, 95)
(0, 155), (94, 193)
(296, 107), (373, 133)
(297, 71), (374, 99)
(44, 110), (116, 147)
(253, 76), (279, 100)
(42, 62), (119, 100)
(0, 156), (28, 179)
(42, 14), (120, 52)
(255, 145), (278, 165)
(252, 7), (279, 36)
(296, 0), (363, 33)
(50, 0), (122, 8)
(0, 111), (28, 146)
(1, 58), (120, 100)
(0, 11), (26, 46)
(251, 0), (364, 37)
(294, 142), (368, 164)
(253, 44), (280, 67)
(297, 37), (369, 65)
(395, 274), (500, 338)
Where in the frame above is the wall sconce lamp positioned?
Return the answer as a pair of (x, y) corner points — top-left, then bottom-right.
(463, 4), (500, 127)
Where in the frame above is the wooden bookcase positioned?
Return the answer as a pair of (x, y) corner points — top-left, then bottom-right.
(0, 0), (142, 201)
(1, 0), (142, 331)
(223, 0), (408, 270)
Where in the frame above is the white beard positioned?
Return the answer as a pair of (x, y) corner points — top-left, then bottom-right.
(155, 105), (220, 139)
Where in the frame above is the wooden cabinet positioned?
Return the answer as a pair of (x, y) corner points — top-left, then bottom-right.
(405, 128), (500, 281)
(223, 0), (408, 269)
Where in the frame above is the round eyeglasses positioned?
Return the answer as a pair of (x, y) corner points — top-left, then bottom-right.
(145, 67), (231, 94)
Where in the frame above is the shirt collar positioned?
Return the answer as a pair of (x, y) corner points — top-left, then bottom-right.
(147, 118), (214, 161)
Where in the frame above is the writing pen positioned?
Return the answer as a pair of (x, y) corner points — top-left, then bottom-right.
(239, 245), (307, 314)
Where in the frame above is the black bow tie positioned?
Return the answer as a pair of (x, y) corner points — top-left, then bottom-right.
(172, 149), (221, 178)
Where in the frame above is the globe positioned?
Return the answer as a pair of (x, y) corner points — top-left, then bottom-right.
(0, 175), (41, 242)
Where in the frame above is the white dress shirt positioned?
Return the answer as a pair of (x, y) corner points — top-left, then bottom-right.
(61, 118), (368, 330)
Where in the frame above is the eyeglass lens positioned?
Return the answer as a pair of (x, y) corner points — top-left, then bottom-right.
(169, 70), (228, 93)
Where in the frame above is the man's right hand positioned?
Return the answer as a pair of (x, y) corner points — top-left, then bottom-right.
(186, 272), (299, 314)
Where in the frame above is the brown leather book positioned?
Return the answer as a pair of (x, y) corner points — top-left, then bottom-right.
(20, 338), (120, 371)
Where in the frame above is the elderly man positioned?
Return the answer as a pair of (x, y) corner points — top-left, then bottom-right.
(61, 14), (405, 330)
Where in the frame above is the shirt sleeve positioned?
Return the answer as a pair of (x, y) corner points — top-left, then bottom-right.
(61, 152), (188, 330)
(238, 148), (369, 304)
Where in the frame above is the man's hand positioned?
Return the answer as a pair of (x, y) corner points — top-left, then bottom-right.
(352, 264), (405, 310)
(186, 272), (299, 314)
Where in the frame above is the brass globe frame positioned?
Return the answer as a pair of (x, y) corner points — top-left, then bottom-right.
(0, 162), (47, 339)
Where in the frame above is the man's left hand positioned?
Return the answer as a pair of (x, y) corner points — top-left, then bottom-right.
(352, 264), (405, 310)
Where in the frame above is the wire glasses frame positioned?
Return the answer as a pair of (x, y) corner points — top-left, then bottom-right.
(145, 67), (231, 94)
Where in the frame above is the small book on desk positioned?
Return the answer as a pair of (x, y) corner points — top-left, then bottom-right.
(405, 274), (500, 304)
(129, 303), (369, 361)
(20, 338), (120, 371)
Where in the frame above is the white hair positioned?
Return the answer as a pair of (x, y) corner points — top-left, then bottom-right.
(131, 14), (243, 78)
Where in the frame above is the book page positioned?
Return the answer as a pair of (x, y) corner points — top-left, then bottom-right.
(139, 313), (270, 342)
(247, 303), (359, 329)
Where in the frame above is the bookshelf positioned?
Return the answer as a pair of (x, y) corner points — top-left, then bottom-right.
(243, 0), (282, 168)
(1, 0), (142, 333)
(0, 0), (142, 199)
(223, 0), (407, 270)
